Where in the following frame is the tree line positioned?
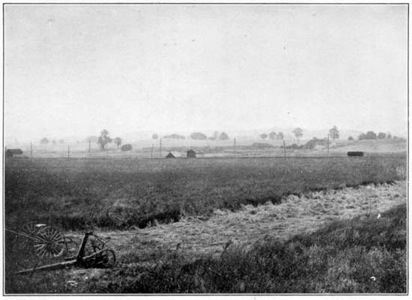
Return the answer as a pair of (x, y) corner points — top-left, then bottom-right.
(152, 131), (230, 141)
(37, 126), (401, 152)
(357, 131), (394, 140)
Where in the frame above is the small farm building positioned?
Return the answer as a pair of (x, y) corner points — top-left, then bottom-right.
(6, 149), (23, 158)
(187, 149), (196, 158)
(347, 151), (364, 157)
(166, 151), (181, 158)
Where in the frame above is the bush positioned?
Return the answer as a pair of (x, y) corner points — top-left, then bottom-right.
(121, 144), (132, 151)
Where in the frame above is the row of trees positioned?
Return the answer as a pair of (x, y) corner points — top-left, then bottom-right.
(152, 131), (230, 141)
(357, 131), (393, 140)
(97, 129), (123, 150)
(260, 132), (285, 140)
(39, 126), (398, 152)
(40, 138), (65, 145)
(263, 126), (395, 143)
(152, 127), (338, 144)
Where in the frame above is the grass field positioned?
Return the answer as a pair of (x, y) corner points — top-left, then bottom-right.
(5, 154), (406, 230)
(4, 153), (407, 293)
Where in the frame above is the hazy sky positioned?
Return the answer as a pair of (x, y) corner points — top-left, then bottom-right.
(5, 4), (408, 141)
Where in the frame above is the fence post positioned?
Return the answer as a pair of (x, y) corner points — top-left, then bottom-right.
(327, 134), (330, 154)
(283, 140), (286, 159)
(234, 138), (236, 157)
(159, 138), (162, 158)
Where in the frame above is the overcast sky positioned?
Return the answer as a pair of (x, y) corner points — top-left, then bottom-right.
(4, 4), (407, 141)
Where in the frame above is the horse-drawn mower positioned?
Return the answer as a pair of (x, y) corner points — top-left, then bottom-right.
(6, 222), (116, 275)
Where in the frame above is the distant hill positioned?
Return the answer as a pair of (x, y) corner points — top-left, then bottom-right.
(330, 139), (406, 153)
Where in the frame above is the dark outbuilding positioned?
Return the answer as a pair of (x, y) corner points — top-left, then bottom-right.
(166, 151), (181, 158)
(187, 149), (196, 158)
(166, 152), (176, 158)
(347, 151), (364, 157)
(6, 149), (23, 158)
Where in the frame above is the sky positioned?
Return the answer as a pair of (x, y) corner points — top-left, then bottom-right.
(4, 4), (408, 142)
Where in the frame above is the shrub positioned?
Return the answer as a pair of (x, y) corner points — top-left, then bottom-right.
(121, 144), (132, 151)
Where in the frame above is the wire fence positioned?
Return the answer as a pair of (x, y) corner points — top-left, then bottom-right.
(8, 143), (406, 160)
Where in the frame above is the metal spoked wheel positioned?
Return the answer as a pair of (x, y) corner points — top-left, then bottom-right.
(21, 222), (47, 236)
(10, 222), (45, 254)
(95, 249), (116, 268)
(34, 226), (66, 258)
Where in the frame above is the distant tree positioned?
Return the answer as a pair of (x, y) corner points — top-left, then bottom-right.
(329, 126), (340, 140)
(152, 133), (159, 139)
(219, 132), (230, 140)
(114, 137), (122, 149)
(269, 132), (277, 140)
(348, 136), (354, 141)
(387, 132), (392, 139)
(40, 137), (49, 145)
(97, 129), (112, 151)
(52, 140), (56, 145)
(277, 132), (284, 140)
(59, 139), (65, 144)
(377, 132), (387, 139)
(260, 133), (268, 140)
(365, 131), (377, 140)
(292, 128), (303, 143)
(359, 131), (377, 140)
(190, 132), (207, 140)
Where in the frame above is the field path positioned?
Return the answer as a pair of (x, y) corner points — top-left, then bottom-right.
(78, 181), (406, 263)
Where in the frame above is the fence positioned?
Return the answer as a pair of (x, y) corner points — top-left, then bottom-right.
(10, 141), (406, 160)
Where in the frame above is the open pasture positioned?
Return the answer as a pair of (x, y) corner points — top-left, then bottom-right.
(5, 154), (406, 231)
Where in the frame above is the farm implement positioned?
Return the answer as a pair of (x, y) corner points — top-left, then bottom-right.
(6, 222), (116, 275)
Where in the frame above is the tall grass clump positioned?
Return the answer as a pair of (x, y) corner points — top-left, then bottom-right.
(81, 204), (406, 294)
